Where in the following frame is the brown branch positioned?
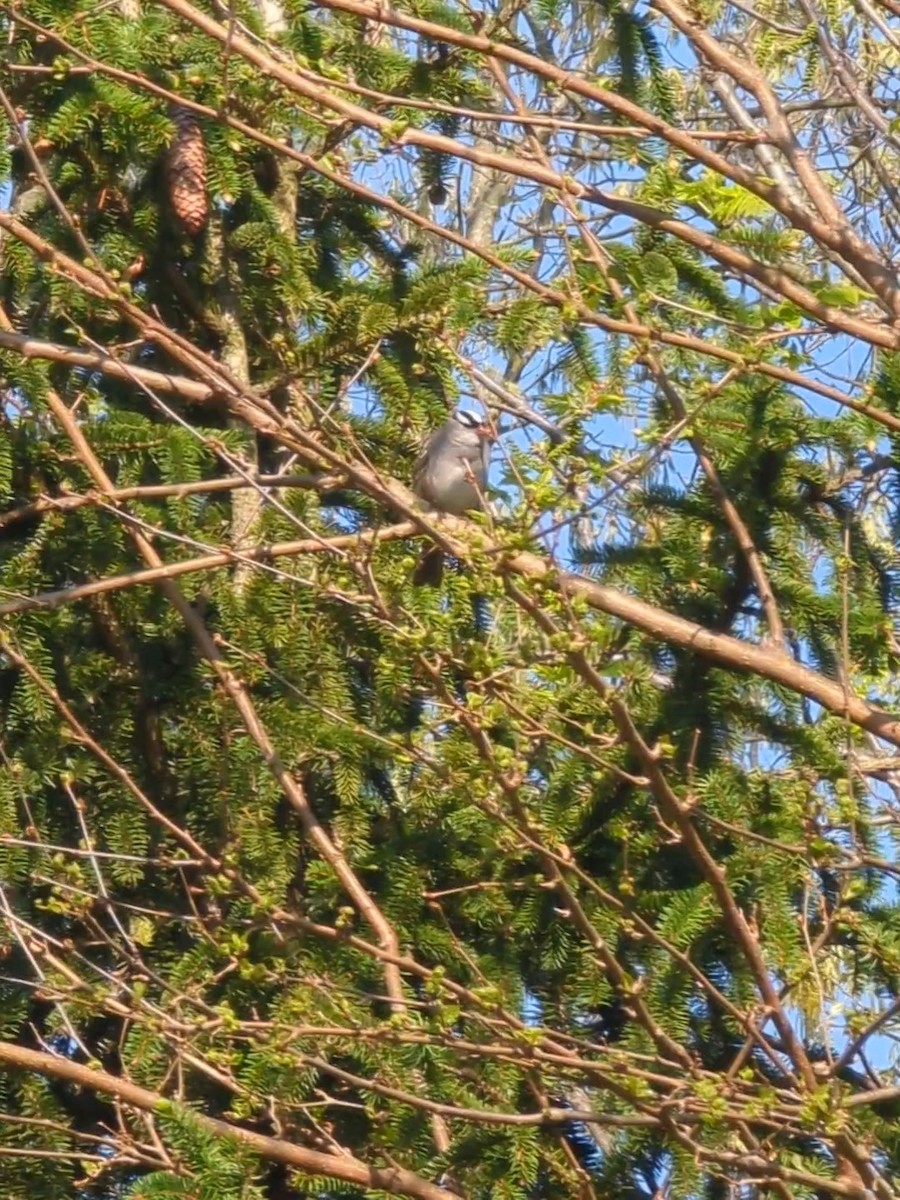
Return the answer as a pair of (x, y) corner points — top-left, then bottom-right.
(648, 0), (900, 313)
(1, 201), (897, 747)
(833, 996), (900, 1073)
(297, 0), (842, 239)
(0, 637), (220, 869)
(0, 1041), (454, 1200)
(486, 55), (786, 647)
(502, 579), (815, 1089)
(0, 1013), (847, 1196)
(40, 386), (408, 1011)
(1, 103), (897, 431)
(302, 0), (897, 315)
(493, 802), (794, 1082)
(266, 918), (875, 1199)
(0, 472), (340, 532)
(299, 1057), (660, 1130)
(0, 216), (274, 408)
(3, 492), (898, 747)
(149, 0), (900, 347)
(0, 523), (417, 615)
(844, 1085), (900, 1108)
(405, 637), (696, 1069)
(0, 327), (220, 402)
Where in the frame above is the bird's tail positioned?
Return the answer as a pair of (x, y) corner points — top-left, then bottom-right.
(412, 546), (444, 587)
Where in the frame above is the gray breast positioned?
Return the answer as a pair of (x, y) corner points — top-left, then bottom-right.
(415, 421), (489, 515)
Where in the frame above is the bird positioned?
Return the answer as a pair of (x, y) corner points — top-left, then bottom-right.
(411, 408), (494, 586)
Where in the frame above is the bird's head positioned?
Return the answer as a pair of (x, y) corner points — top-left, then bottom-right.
(454, 408), (496, 443)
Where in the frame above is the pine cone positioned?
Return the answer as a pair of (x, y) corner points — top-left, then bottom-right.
(166, 106), (208, 236)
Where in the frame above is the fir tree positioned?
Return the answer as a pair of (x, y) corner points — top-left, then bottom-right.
(0, 0), (899, 1198)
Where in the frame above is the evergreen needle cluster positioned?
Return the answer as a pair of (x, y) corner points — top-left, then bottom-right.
(0, 0), (899, 1198)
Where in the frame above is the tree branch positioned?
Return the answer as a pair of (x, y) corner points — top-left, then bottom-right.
(151, 0), (900, 347)
(0, 1041), (455, 1200)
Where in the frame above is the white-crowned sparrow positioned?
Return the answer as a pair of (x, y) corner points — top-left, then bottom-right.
(411, 409), (494, 586)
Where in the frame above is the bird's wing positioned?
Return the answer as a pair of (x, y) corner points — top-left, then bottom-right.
(411, 425), (442, 499)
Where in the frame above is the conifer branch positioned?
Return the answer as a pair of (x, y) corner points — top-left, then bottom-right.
(0, 378), (897, 748)
(152, 0), (900, 347)
(486, 62), (786, 648)
(293, 0), (895, 314)
(1, 488), (896, 748)
(39, 388), (411, 1013)
(0, 523), (418, 614)
(1, 106), (895, 428)
(3, 5), (899, 1190)
(2, 265), (894, 753)
(0, 1042), (456, 1200)
(501, 581), (813, 1079)
(0, 472), (340, 531)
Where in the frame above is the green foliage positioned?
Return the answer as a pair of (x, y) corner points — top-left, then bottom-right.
(593, 0), (676, 118)
(0, 1), (898, 1199)
(132, 1105), (265, 1200)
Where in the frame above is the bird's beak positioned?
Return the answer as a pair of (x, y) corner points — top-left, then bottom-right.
(477, 424), (496, 443)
